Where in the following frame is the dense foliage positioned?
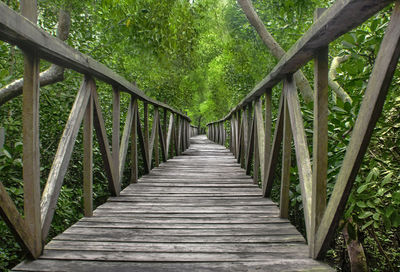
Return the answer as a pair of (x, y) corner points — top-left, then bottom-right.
(0, 0), (399, 271)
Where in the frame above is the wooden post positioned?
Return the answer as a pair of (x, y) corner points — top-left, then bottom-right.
(83, 91), (93, 217)
(112, 87), (120, 189)
(311, 7), (328, 257)
(143, 102), (149, 165)
(253, 108), (259, 185)
(154, 107), (160, 167)
(280, 94), (291, 219)
(254, 98), (266, 181)
(163, 108), (167, 148)
(264, 91), (272, 180)
(21, 0), (42, 257)
(130, 99), (138, 183)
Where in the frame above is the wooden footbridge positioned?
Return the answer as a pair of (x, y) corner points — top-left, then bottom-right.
(1, 0), (399, 271)
(13, 135), (332, 271)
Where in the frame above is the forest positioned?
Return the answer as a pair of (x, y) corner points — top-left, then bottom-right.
(0, 0), (399, 271)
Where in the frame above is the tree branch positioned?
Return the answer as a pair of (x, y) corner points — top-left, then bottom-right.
(328, 55), (352, 104)
(0, 9), (70, 106)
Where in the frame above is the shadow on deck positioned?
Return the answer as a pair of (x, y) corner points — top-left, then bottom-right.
(14, 135), (332, 271)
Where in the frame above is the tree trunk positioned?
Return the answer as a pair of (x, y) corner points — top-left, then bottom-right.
(0, 9), (70, 106)
(342, 221), (368, 272)
(329, 55), (352, 103)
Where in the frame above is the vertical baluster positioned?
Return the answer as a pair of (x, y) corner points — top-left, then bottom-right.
(280, 94), (291, 219)
(112, 87), (120, 190)
(21, 0), (42, 257)
(154, 107), (159, 167)
(311, 8), (328, 257)
(253, 106), (259, 185)
(83, 90), (93, 217)
(131, 98), (138, 183)
(264, 91), (272, 178)
(143, 102), (149, 168)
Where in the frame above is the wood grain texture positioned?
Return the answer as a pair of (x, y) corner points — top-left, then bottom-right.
(310, 7), (328, 258)
(0, 182), (36, 257)
(21, 1), (41, 256)
(13, 135), (332, 271)
(263, 94), (284, 196)
(119, 97), (134, 184)
(92, 83), (119, 196)
(280, 95), (291, 219)
(254, 98), (265, 181)
(112, 87), (120, 191)
(130, 99), (138, 183)
(285, 76), (312, 243)
(315, 3), (400, 259)
(41, 77), (91, 241)
(83, 91), (93, 217)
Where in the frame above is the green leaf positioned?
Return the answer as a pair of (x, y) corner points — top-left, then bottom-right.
(357, 183), (370, 194)
(361, 220), (374, 231)
(356, 201), (367, 208)
(359, 211), (373, 219)
(391, 212), (400, 228)
(382, 173), (392, 185)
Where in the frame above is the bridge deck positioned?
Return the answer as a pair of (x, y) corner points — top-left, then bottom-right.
(14, 135), (332, 271)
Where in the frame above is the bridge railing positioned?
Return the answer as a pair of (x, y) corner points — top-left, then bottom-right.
(0, 1), (191, 258)
(207, 0), (400, 259)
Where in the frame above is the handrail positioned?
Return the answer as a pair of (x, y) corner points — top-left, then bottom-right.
(0, 1), (191, 260)
(207, 0), (399, 260)
(0, 2), (189, 120)
(207, 0), (392, 125)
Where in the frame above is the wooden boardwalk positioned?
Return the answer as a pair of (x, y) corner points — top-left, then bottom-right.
(14, 135), (332, 271)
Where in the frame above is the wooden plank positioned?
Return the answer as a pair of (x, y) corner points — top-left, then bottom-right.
(130, 99), (138, 183)
(112, 87), (120, 190)
(149, 107), (159, 167)
(285, 76), (312, 243)
(92, 83), (119, 196)
(205, 0), (393, 124)
(41, 77), (91, 241)
(315, 3), (400, 259)
(13, 259), (332, 272)
(310, 7), (328, 258)
(263, 94), (284, 196)
(83, 91), (93, 217)
(0, 182), (36, 257)
(0, 2), (191, 120)
(21, 0), (41, 257)
(280, 94), (291, 219)
(253, 108), (259, 185)
(118, 97), (134, 184)
(242, 106), (249, 169)
(136, 106), (150, 173)
(166, 114), (174, 157)
(245, 111), (255, 175)
(254, 98), (265, 181)
(143, 102), (150, 168)
(264, 91), (272, 177)
(158, 115), (167, 162)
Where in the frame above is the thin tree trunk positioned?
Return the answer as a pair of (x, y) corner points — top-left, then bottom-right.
(0, 9), (71, 106)
(329, 55), (352, 103)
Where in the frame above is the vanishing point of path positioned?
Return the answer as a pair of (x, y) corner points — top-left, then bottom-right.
(14, 135), (332, 271)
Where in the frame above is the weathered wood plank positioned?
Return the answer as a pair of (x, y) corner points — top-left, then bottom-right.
(136, 105), (150, 173)
(118, 97), (134, 183)
(41, 77), (91, 241)
(112, 87), (120, 192)
(280, 96), (291, 219)
(166, 114), (174, 157)
(21, 0), (41, 257)
(92, 83), (119, 196)
(83, 91), (93, 217)
(263, 94), (284, 196)
(130, 98), (138, 183)
(0, 182), (36, 257)
(285, 76), (312, 242)
(310, 7), (328, 258)
(315, 3), (400, 259)
(254, 98), (265, 181)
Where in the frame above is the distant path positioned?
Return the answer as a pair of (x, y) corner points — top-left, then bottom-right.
(14, 135), (332, 271)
